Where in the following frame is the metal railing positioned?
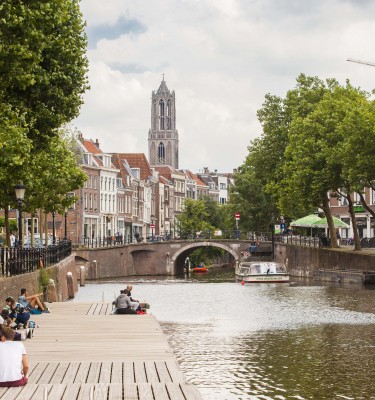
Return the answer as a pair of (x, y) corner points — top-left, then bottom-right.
(0, 240), (72, 277)
(78, 231), (271, 249)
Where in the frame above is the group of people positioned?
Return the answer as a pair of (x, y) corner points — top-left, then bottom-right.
(113, 285), (146, 314)
(0, 288), (50, 387)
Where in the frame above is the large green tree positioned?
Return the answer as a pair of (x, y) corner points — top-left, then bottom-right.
(0, 0), (89, 148)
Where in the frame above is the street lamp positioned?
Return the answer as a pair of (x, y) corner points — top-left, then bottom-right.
(64, 209), (68, 240)
(14, 183), (26, 247)
(52, 211), (56, 245)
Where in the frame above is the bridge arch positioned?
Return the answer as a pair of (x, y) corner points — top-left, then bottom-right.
(171, 241), (239, 274)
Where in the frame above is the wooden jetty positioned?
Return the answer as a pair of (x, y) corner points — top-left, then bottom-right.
(0, 302), (203, 400)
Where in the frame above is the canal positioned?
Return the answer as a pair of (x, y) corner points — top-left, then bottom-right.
(71, 268), (375, 400)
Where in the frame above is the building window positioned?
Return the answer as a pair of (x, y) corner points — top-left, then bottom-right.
(93, 177), (97, 189)
(220, 183), (226, 190)
(159, 100), (165, 130)
(167, 100), (171, 130)
(158, 142), (165, 164)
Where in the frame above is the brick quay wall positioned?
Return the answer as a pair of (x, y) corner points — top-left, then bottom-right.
(275, 243), (375, 277)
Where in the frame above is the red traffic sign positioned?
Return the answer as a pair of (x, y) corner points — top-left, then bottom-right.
(150, 223), (155, 229)
(235, 212), (240, 219)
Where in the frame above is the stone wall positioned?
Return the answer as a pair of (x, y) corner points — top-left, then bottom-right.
(0, 255), (78, 303)
(275, 243), (375, 277)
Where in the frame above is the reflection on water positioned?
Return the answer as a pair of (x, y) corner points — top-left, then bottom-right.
(72, 269), (375, 399)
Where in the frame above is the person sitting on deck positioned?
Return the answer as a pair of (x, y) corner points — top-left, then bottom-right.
(5, 297), (30, 329)
(126, 285), (140, 311)
(0, 325), (29, 387)
(18, 289), (48, 313)
(114, 289), (138, 314)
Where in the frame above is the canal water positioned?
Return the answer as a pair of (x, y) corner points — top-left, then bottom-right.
(71, 269), (375, 400)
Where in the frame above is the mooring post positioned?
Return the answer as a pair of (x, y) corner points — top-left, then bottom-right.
(80, 265), (86, 286)
(92, 259), (97, 279)
(67, 272), (74, 299)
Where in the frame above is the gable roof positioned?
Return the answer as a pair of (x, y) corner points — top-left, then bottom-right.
(112, 153), (152, 181)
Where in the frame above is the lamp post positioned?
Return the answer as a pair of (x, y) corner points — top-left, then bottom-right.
(14, 183), (26, 247)
(64, 209), (68, 240)
(52, 211), (56, 245)
(150, 219), (155, 239)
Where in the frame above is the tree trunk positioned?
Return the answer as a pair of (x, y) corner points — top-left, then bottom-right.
(322, 195), (338, 248)
(348, 198), (361, 251)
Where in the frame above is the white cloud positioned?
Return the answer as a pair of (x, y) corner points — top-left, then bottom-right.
(74, 0), (375, 172)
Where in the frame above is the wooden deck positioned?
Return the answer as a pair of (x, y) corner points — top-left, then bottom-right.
(0, 303), (203, 400)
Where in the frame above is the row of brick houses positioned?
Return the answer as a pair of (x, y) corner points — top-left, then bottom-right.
(61, 135), (235, 244)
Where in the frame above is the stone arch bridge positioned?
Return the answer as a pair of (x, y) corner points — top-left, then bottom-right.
(74, 239), (272, 279)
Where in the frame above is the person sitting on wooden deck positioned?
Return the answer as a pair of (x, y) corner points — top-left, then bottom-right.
(18, 288), (49, 313)
(5, 297), (30, 329)
(114, 289), (138, 314)
(126, 285), (141, 311)
(0, 325), (29, 387)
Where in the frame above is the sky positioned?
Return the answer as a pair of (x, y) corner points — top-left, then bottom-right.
(73, 0), (375, 174)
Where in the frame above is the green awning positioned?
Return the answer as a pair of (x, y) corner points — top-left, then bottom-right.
(290, 214), (321, 227)
(311, 216), (350, 229)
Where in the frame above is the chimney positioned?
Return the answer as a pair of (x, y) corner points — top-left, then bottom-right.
(233, 168), (238, 174)
(204, 167), (209, 174)
(95, 139), (100, 149)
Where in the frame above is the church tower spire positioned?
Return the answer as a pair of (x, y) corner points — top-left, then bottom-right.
(148, 76), (179, 168)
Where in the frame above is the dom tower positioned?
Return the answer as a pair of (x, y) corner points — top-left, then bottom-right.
(148, 77), (179, 168)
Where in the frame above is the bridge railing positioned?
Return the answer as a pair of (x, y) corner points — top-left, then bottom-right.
(0, 240), (72, 277)
(77, 231), (272, 249)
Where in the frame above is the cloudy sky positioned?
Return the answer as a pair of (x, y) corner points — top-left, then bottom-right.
(73, 0), (375, 173)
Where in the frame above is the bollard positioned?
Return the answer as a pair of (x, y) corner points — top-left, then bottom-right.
(92, 259), (97, 279)
(80, 265), (86, 287)
(67, 272), (74, 299)
(47, 278), (58, 302)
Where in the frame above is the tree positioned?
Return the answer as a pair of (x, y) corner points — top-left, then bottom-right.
(177, 199), (215, 236)
(0, 0), (89, 148)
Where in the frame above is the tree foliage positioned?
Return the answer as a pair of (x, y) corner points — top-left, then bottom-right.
(0, 0), (89, 148)
(231, 73), (375, 249)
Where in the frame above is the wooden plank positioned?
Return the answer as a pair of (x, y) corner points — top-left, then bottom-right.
(123, 362), (135, 384)
(138, 383), (154, 400)
(28, 385), (49, 400)
(111, 362), (123, 383)
(151, 383), (170, 400)
(165, 361), (185, 383)
(86, 362), (101, 383)
(98, 361), (112, 383)
(94, 383), (109, 400)
(134, 362), (147, 383)
(155, 362), (172, 383)
(165, 382), (185, 400)
(47, 384), (67, 400)
(61, 362), (80, 384)
(179, 383), (204, 400)
(0, 387), (23, 400)
(144, 361), (159, 383)
(27, 363), (48, 384)
(49, 362), (70, 384)
(38, 362), (59, 384)
(86, 303), (96, 315)
(123, 383), (138, 400)
(76, 383), (94, 400)
(74, 361), (90, 383)
(61, 383), (81, 400)
(108, 383), (123, 400)
(13, 384), (38, 400)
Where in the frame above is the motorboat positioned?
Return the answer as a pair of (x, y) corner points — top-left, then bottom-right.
(236, 261), (289, 283)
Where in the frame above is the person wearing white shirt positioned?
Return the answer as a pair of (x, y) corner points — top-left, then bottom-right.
(0, 326), (29, 387)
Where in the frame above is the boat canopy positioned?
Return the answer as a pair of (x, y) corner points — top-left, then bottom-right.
(238, 262), (286, 275)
